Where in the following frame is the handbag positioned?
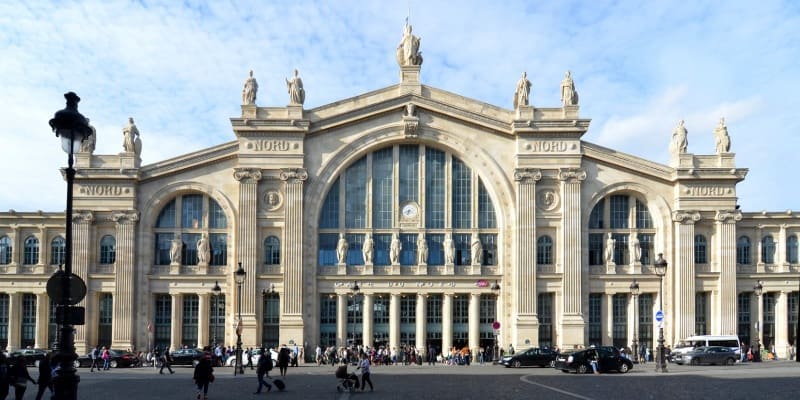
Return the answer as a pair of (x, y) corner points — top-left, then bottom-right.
(209, 373), (215, 383)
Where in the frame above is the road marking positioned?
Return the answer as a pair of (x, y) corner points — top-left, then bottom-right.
(520, 375), (595, 400)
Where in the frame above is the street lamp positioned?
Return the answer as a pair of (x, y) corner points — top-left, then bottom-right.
(350, 281), (360, 356)
(212, 281), (221, 348)
(630, 280), (640, 363)
(234, 263), (246, 375)
(49, 92), (93, 400)
(491, 280), (500, 363)
(753, 280), (763, 362)
(653, 253), (668, 373)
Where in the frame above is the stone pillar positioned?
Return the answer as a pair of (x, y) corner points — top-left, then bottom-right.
(198, 293), (210, 348)
(775, 291), (788, 357)
(779, 224), (788, 271)
(756, 292), (764, 351)
(7, 292), (20, 351)
(756, 226), (764, 272)
(337, 294), (347, 347)
(279, 168), (308, 343)
(362, 294), (374, 348)
(8, 225), (19, 269)
(389, 293), (400, 352)
(715, 210), (741, 335)
(111, 210), (138, 349)
(603, 293), (613, 346)
(34, 292), (48, 349)
(673, 210), (700, 342)
(442, 293), (453, 353)
(558, 168), (587, 347)
(72, 211), (94, 353)
(415, 294), (427, 354)
(35, 225), (47, 273)
(170, 293), (182, 350)
(234, 169), (262, 345)
(513, 168), (541, 345)
(468, 293), (480, 354)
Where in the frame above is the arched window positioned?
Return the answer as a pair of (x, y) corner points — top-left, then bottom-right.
(761, 235), (776, 264)
(23, 236), (39, 265)
(694, 235), (708, 264)
(537, 236), (553, 265)
(153, 194), (228, 266)
(50, 237), (65, 265)
(0, 236), (11, 265)
(736, 236), (751, 265)
(99, 235), (116, 264)
(587, 193), (655, 266)
(787, 235), (798, 264)
(264, 236), (281, 265)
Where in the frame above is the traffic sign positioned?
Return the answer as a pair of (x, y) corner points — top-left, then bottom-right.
(492, 321), (501, 330)
(655, 310), (664, 322)
(46, 271), (87, 305)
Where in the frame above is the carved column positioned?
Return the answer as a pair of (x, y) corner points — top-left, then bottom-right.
(775, 291), (788, 357)
(389, 293), (400, 352)
(442, 293), (453, 354)
(34, 292), (48, 349)
(337, 294), (347, 347)
(35, 225), (47, 273)
(558, 168), (587, 347)
(111, 210), (138, 349)
(7, 292), (20, 351)
(234, 168), (262, 345)
(415, 294), (427, 353)
(715, 210), (741, 334)
(170, 293), (182, 350)
(673, 210), (701, 342)
(198, 293), (210, 348)
(72, 211), (94, 353)
(362, 294), (374, 348)
(468, 293), (480, 354)
(779, 224), (787, 271)
(603, 293), (613, 346)
(9, 225), (19, 269)
(279, 168), (308, 343)
(513, 168), (541, 345)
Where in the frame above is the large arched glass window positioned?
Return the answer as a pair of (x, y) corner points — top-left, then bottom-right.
(264, 236), (281, 265)
(537, 235), (553, 265)
(99, 235), (116, 264)
(0, 236), (12, 265)
(694, 235), (708, 264)
(736, 236), (751, 265)
(23, 236), (39, 265)
(153, 193), (228, 266)
(50, 236), (65, 265)
(762, 235), (776, 264)
(587, 194), (655, 266)
(318, 145), (498, 268)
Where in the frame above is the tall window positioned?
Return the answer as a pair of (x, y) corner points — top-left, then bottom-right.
(737, 236), (751, 264)
(478, 294), (496, 343)
(262, 292), (280, 347)
(737, 293), (751, 346)
(588, 194), (654, 268)
(695, 292), (708, 335)
(99, 235), (116, 264)
(346, 234), (364, 266)
(538, 293), (554, 348)
(787, 235), (799, 264)
(427, 234), (444, 266)
(480, 234), (498, 266)
(372, 147), (393, 228)
(319, 179), (340, 229)
(639, 233), (654, 265)
(319, 295), (337, 347)
(454, 233), (470, 266)
(613, 233), (629, 265)
(264, 236), (281, 265)
(399, 234), (416, 266)
(426, 294), (443, 346)
(154, 294), (172, 349)
(153, 194), (228, 266)
(453, 295), (469, 347)
(400, 295), (417, 345)
(694, 235), (708, 264)
(21, 294), (36, 348)
(0, 236), (11, 265)
(23, 236), (38, 265)
(425, 148), (445, 229)
(609, 195), (629, 229)
(762, 236), (776, 264)
(345, 157), (367, 229)
(638, 294), (653, 350)
(588, 234), (604, 266)
(612, 294), (627, 349)
(347, 295), (363, 345)
(373, 295), (390, 346)
(588, 294), (602, 346)
(182, 295), (199, 348)
(50, 237), (65, 265)
(399, 145), (419, 205)
(451, 159), (471, 229)
(789, 292), (798, 346)
(0, 294), (8, 349)
(478, 181), (496, 229)
(763, 293), (776, 348)
(537, 235), (553, 265)
(210, 294), (225, 347)
(98, 293), (113, 346)
(48, 299), (58, 349)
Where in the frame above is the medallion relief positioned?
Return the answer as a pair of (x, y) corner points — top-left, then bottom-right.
(537, 189), (559, 211)
(263, 190), (283, 211)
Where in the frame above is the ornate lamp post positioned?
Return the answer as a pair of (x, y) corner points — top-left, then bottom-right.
(491, 280), (501, 363)
(653, 254), (668, 373)
(350, 281), (360, 355)
(630, 280), (640, 363)
(234, 263), (246, 375)
(212, 281), (222, 348)
(753, 280), (763, 362)
(49, 92), (93, 400)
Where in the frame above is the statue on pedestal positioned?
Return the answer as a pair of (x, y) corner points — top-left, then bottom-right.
(122, 117), (139, 153)
(560, 70), (579, 106)
(471, 235), (483, 265)
(670, 120), (688, 155)
(242, 70), (258, 105)
(444, 233), (455, 264)
(513, 72), (531, 109)
(286, 69), (305, 105)
(396, 22), (423, 66)
(80, 120), (96, 153)
(605, 232), (616, 265)
(170, 234), (182, 265)
(336, 233), (349, 264)
(629, 233), (641, 264)
(714, 117), (731, 154)
(197, 233), (210, 265)
(390, 232), (402, 264)
(417, 233), (428, 264)
(362, 233), (374, 264)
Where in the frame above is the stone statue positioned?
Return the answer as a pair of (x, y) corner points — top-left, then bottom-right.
(242, 69), (258, 105)
(170, 234), (182, 265)
(80, 121), (96, 153)
(362, 232), (374, 264)
(670, 119), (688, 155)
(122, 117), (139, 153)
(336, 233), (349, 264)
(444, 233), (455, 264)
(629, 233), (641, 264)
(417, 233), (428, 264)
(286, 69), (305, 105)
(197, 233), (210, 265)
(513, 72), (531, 109)
(390, 232), (402, 264)
(560, 70), (579, 106)
(396, 22), (423, 66)
(471, 235), (483, 265)
(714, 117), (731, 154)
(405, 103), (416, 117)
(605, 232), (615, 264)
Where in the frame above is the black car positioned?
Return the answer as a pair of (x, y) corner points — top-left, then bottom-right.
(75, 349), (140, 368)
(169, 348), (205, 366)
(554, 346), (633, 374)
(499, 347), (558, 368)
(8, 348), (49, 367)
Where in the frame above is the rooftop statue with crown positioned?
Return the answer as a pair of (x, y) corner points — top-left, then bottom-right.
(396, 20), (423, 66)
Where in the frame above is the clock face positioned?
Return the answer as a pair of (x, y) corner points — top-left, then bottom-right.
(402, 203), (418, 218)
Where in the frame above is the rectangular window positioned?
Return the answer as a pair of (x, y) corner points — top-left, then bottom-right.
(478, 181), (496, 229)
(210, 233), (227, 266)
(372, 148), (394, 229)
(262, 294), (280, 348)
(400, 295), (416, 346)
(345, 157), (367, 229)
(319, 295), (337, 348)
(0, 294), (9, 349)
(399, 234), (417, 266)
(588, 234), (604, 266)
(425, 148), (445, 229)
(346, 234), (365, 265)
(347, 295), (363, 346)
(98, 293), (113, 347)
(156, 201), (176, 228)
(319, 178), (340, 229)
(763, 293), (776, 349)
(318, 233), (338, 266)
(51, 239), (65, 265)
(538, 293), (554, 348)
(373, 296), (390, 325)
(788, 292), (798, 346)
(613, 233), (629, 265)
(612, 294), (627, 349)
(154, 294), (172, 349)
(210, 294), (225, 347)
(182, 295), (199, 348)
(453, 295), (469, 324)
(635, 199), (652, 228)
(480, 234), (498, 265)
(479, 294), (496, 340)
(426, 234), (444, 266)
(588, 294), (602, 346)
(609, 195), (629, 229)
(154, 233), (173, 265)
(182, 233), (200, 265)
(737, 293), (751, 346)
(373, 234), (391, 266)
(638, 294), (654, 349)
(451, 158), (472, 229)
(589, 199), (604, 229)
(209, 200), (226, 229)
(426, 294), (443, 344)
(695, 292), (708, 335)
(48, 299), (58, 349)
(399, 145), (419, 205)
(21, 294), (36, 348)
(181, 195), (203, 229)
(453, 233), (471, 266)
(639, 234), (654, 265)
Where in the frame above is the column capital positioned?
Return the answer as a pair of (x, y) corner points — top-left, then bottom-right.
(233, 168), (263, 182)
(513, 168), (542, 183)
(557, 168), (586, 183)
(672, 210), (701, 224)
(72, 210), (94, 224)
(111, 210), (140, 224)
(279, 168), (308, 182)
(715, 209), (742, 224)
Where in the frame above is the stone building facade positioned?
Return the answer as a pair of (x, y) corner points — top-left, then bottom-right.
(1, 27), (799, 359)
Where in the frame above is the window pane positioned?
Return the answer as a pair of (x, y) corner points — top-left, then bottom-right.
(100, 235), (116, 264)
(0, 237), (11, 265)
(737, 293), (751, 346)
(208, 199), (227, 229)
(399, 234), (417, 265)
(210, 233), (227, 266)
(264, 236), (280, 265)
(478, 180), (496, 229)
(480, 234), (497, 266)
(609, 195), (629, 229)
(319, 178), (340, 229)
(612, 233), (628, 265)
(155, 233), (174, 265)
(318, 233), (338, 266)
(588, 294), (602, 346)
(24, 236), (39, 265)
(694, 235), (708, 264)
(346, 233), (365, 265)
(399, 145), (419, 204)
(425, 148), (445, 229)
(635, 199), (652, 228)
(588, 233), (603, 265)
(156, 200), (176, 228)
(762, 236), (775, 264)
(372, 148), (394, 229)
(51, 237), (65, 265)
(639, 234), (654, 265)
(154, 294), (172, 349)
(427, 234), (444, 266)
(537, 235), (553, 265)
(589, 199), (604, 229)
(181, 195), (203, 229)
(98, 293), (113, 346)
(787, 236), (798, 264)
(21, 294), (36, 348)
(182, 233), (200, 265)
(0, 294), (7, 349)
(451, 158), (472, 229)
(345, 157), (367, 229)
(182, 295), (199, 348)
(737, 236), (751, 264)
(453, 233), (471, 266)
(373, 234), (391, 266)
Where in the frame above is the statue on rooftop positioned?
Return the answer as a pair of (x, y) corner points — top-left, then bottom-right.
(286, 69), (305, 105)
(714, 117), (731, 154)
(396, 22), (423, 66)
(122, 117), (139, 153)
(242, 69), (258, 105)
(514, 72), (531, 109)
(560, 70), (579, 106)
(670, 119), (688, 155)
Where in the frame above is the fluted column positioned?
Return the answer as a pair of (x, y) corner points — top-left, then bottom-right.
(468, 293), (480, 353)
(198, 293), (210, 348)
(362, 294), (374, 348)
(71, 211), (93, 353)
(415, 294), (427, 353)
(170, 293), (182, 350)
(715, 210), (741, 334)
(673, 210), (700, 341)
(7, 293), (20, 351)
(513, 168), (541, 345)
(604, 294), (613, 346)
(34, 292), (48, 349)
(233, 169), (262, 320)
(280, 168), (308, 343)
(442, 293), (453, 353)
(558, 168), (586, 347)
(111, 210), (138, 349)
(337, 294), (347, 347)
(775, 291), (788, 357)
(389, 293), (400, 352)
(779, 224), (788, 270)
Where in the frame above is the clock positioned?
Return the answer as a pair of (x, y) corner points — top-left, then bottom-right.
(401, 203), (418, 218)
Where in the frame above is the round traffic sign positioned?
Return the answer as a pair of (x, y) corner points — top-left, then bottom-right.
(492, 321), (501, 330)
(46, 271), (87, 305)
(655, 310), (664, 322)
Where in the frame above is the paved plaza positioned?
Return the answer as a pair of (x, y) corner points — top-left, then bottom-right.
(17, 360), (800, 400)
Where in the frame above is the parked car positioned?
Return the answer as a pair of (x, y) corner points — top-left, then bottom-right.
(225, 347), (275, 367)
(499, 347), (558, 368)
(169, 348), (206, 366)
(74, 349), (140, 368)
(554, 346), (633, 374)
(673, 346), (737, 366)
(8, 348), (49, 367)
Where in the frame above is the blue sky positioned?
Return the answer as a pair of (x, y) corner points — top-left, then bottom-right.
(1, 0), (798, 212)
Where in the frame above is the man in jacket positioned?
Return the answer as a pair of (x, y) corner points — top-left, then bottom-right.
(160, 347), (174, 374)
(253, 348), (272, 394)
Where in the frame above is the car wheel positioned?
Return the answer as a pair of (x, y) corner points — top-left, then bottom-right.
(110, 360), (118, 368)
(619, 363), (630, 373)
(34, 360), (40, 368)
(577, 364), (588, 374)
(690, 358), (699, 366)
(726, 358), (736, 366)
(514, 360), (522, 368)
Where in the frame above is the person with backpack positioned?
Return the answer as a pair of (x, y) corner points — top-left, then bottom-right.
(253, 348), (273, 394)
(101, 347), (111, 370)
(90, 345), (100, 372)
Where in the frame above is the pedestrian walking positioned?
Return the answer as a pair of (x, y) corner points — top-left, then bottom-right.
(253, 347), (273, 394)
(90, 345), (100, 372)
(246, 347), (254, 370)
(0, 352), (10, 400)
(160, 347), (174, 374)
(193, 347), (214, 400)
(8, 356), (36, 400)
(34, 354), (53, 400)
(101, 346), (111, 370)
(277, 347), (290, 377)
(357, 352), (373, 391)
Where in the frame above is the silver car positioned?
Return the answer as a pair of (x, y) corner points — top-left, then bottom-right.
(674, 346), (737, 366)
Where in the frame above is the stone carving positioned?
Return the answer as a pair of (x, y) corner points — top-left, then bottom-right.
(170, 234), (182, 266)
(605, 232), (615, 264)
(336, 233), (348, 264)
(672, 210), (702, 224)
(557, 168), (587, 182)
(513, 72), (531, 109)
(417, 233), (428, 264)
(405, 103), (416, 117)
(390, 232), (402, 264)
(396, 22), (423, 66)
(629, 233), (641, 264)
(111, 210), (139, 224)
(242, 70), (258, 105)
(670, 120), (688, 155)
(560, 70), (579, 106)
(537, 189), (559, 211)
(265, 190), (282, 210)
(197, 233), (210, 265)
(714, 117), (731, 154)
(362, 233), (374, 264)
(471, 235), (482, 265)
(403, 103), (419, 137)
(80, 121), (96, 153)
(444, 233), (455, 264)
(122, 117), (140, 154)
(233, 168), (263, 182)
(279, 168), (308, 182)
(286, 69), (305, 105)
(715, 209), (742, 223)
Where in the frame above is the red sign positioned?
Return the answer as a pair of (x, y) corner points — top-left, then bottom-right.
(476, 280), (490, 288)
(492, 321), (501, 330)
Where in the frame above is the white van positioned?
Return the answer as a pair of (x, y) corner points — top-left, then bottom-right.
(671, 335), (742, 362)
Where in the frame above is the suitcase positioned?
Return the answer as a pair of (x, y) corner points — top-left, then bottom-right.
(273, 378), (286, 391)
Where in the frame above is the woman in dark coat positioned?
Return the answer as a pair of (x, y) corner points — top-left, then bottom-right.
(193, 349), (214, 400)
(34, 354), (53, 400)
(8, 357), (36, 400)
(277, 347), (290, 377)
